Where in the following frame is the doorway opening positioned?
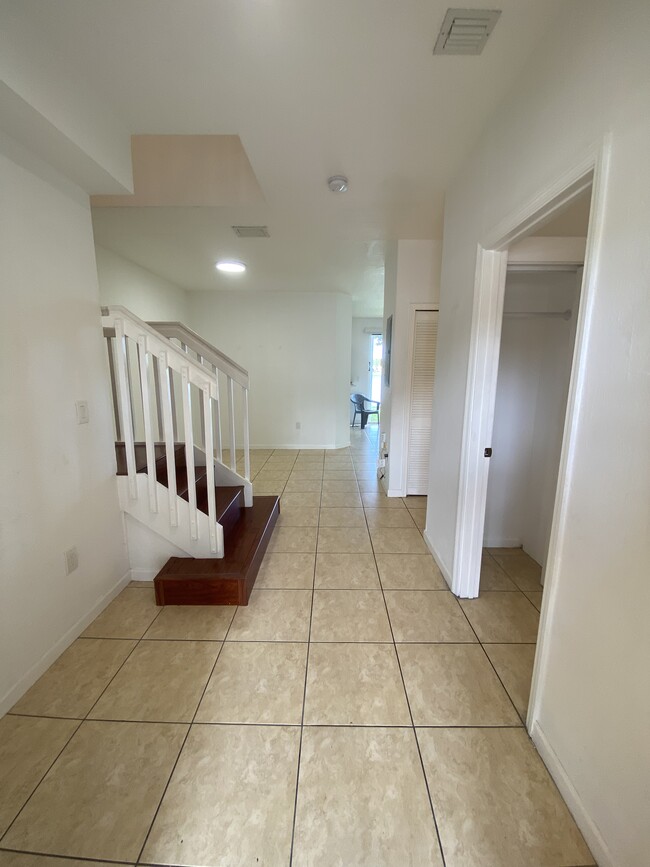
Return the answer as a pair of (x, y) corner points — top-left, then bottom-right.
(369, 333), (383, 404)
(452, 147), (609, 735)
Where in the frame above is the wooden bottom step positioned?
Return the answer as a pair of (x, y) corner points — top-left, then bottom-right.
(153, 496), (280, 606)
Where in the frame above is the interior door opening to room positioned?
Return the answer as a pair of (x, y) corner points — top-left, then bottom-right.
(452, 147), (608, 740)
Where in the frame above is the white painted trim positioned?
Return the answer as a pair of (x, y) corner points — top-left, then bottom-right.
(423, 527), (453, 589)
(453, 144), (604, 601)
(250, 443), (349, 450)
(531, 721), (615, 867)
(0, 570), (131, 717)
(452, 247), (508, 598)
(527, 138), (612, 730)
(129, 568), (156, 582)
(386, 487), (407, 498)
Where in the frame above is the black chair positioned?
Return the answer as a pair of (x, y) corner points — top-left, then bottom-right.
(350, 393), (380, 429)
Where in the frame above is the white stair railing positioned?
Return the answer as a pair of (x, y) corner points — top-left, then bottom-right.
(102, 306), (252, 558)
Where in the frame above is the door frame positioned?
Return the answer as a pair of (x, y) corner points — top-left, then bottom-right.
(401, 303), (439, 497)
(449, 138), (611, 729)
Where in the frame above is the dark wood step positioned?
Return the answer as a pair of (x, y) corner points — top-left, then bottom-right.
(153, 496), (280, 606)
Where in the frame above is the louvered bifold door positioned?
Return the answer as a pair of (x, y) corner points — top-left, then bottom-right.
(406, 310), (439, 494)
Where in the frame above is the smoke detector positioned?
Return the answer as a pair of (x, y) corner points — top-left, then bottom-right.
(327, 175), (349, 193)
(433, 8), (501, 55)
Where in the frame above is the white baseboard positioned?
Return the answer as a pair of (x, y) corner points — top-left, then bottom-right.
(250, 443), (344, 450)
(387, 488), (406, 498)
(483, 536), (522, 548)
(0, 570), (131, 717)
(531, 720), (614, 867)
(423, 529), (453, 590)
(129, 568), (156, 582)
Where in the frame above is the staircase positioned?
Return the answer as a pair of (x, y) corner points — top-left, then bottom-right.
(102, 306), (279, 605)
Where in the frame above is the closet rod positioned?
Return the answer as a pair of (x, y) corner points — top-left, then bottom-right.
(503, 309), (572, 320)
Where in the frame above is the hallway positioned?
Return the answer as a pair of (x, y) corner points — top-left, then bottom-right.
(0, 429), (593, 867)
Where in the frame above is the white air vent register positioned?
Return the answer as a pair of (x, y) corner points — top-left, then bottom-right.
(434, 8), (501, 55)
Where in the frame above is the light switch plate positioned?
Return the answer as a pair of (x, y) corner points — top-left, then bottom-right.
(75, 401), (89, 424)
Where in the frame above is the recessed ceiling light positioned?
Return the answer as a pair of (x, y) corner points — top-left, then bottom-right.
(216, 260), (246, 273)
(327, 175), (349, 193)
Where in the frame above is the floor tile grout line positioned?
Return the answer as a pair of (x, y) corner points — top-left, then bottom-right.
(0, 601), (171, 847)
(0, 844), (134, 865)
(134, 603), (238, 864)
(455, 593), (528, 725)
(362, 493), (449, 867)
(0, 716), (84, 846)
(287, 529), (317, 867)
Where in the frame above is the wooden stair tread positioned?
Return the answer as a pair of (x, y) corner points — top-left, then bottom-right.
(154, 497), (280, 605)
(115, 442), (278, 605)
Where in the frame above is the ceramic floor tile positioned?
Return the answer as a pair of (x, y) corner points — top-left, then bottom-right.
(3, 720), (187, 862)
(364, 508), (417, 529)
(403, 496), (427, 508)
(288, 469), (323, 480)
(484, 643), (537, 720)
(460, 592), (540, 643)
(320, 491), (362, 508)
(488, 548), (543, 592)
(281, 491), (322, 509)
(524, 589), (544, 611)
(276, 506), (320, 527)
(398, 644), (520, 726)
(81, 587), (160, 639)
(322, 470), (357, 480)
(283, 478), (323, 493)
(0, 716), (79, 837)
(317, 507), (367, 527)
(304, 643), (410, 725)
(361, 492), (406, 509)
(408, 507), (427, 529)
(385, 591), (477, 642)
(375, 553), (447, 590)
(254, 469), (291, 481)
(252, 480), (286, 495)
(89, 640), (219, 722)
(142, 724), (299, 867)
(227, 589), (312, 641)
(317, 527), (372, 554)
(255, 552), (315, 589)
(370, 528), (428, 554)
(311, 590), (392, 642)
(480, 553), (518, 591)
(314, 553), (380, 589)
(357, 479), (383, 492)
(418, 727), (594, 867)
(266, 526), (317, 553)
(292, 727), (443, 867)
(196, 642), (307, 724)
(0, 854), (117, 867)
(321, 480), (359, 493)
(143, 604), (235, 640)
(10, 638), (136, 718)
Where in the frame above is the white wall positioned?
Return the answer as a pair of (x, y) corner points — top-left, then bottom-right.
(484, 270), (578, 564)
(426, 3), (650, 863)
(0, 151), (129, 715)
(188, 290), (352, 449)
(381, 240), (441, 495)
(95, 245), (189, 322)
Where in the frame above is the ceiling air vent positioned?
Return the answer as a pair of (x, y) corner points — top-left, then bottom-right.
(232, 225), (270, 238)
(433, 8), (501, 55)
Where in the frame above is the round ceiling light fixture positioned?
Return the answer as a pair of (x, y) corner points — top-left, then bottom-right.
(216, 260), (246, 273)
(327, 175), (349, 193)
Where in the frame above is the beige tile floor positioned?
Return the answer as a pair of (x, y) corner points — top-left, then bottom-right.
(0, 427), (594, 866)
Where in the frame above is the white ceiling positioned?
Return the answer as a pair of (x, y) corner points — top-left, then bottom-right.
(2, 0), (565, 315)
